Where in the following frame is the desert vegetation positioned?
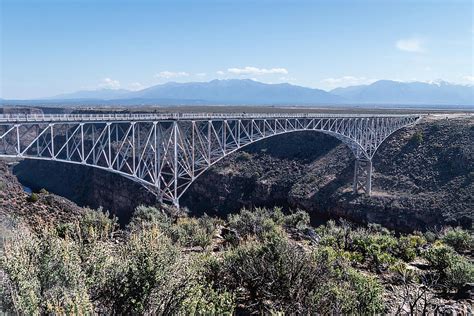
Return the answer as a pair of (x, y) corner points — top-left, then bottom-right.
(1, 205), (472, 315)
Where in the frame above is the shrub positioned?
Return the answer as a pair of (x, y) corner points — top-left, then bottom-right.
(212, 237), (323, 313)
(207, 235), (384, 314)
(71, 208), (117, 243)
(396, 234), (427, 262)
(424, 230), (438, 243)
(129, 206), (219, 249)
(236, 151), (253, 161)
(107, 227), (181, 314)
(424, 244), (455, 271)
(411, 131), (423, 145)
(1, 228), (92, 314)
(27, 192), (39, 203)
(346, 268), (384, 313)
(282, 209), (310, 229)
(128, 205), (172, 232)
(171, 215), (218, 249)
(424, 244), (474, 290)
(350, 228), (398, 270)
(445, 255), (474, 290)
(179, 281), (235, 315)
(109, 227), (234, 314)
(310, 262), (384, 314)
(389, 261), (418, 284)
(227, 208), (281, 241)
(441, 227), (473, 253)
(316, 220), (346, 250)
(1, 229), (41, 314)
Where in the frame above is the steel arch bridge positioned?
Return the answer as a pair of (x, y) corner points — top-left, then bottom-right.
(0, 112), (422, 207)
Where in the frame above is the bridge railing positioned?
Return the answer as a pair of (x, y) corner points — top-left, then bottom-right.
(0, 112), (424, 123)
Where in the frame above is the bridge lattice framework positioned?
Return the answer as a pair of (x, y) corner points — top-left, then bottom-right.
(0, 112), (422, 207)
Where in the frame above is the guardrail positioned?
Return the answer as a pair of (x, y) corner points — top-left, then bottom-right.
(0, 112), (425, 123)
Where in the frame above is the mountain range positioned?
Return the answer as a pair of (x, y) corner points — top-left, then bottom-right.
(2, 79), (473, 107)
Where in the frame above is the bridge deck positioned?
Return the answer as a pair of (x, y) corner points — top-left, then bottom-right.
(0, 112), (424, 123)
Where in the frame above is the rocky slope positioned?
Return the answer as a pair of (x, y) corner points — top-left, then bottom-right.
(10, 116), (473, 231)
(0, 160), (85, 233)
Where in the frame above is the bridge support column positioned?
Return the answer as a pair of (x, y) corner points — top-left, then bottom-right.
(353, 158), (372, 195)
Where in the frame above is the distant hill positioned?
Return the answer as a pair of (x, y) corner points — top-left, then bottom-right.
(331, 80), (474, 106)
(2, 79), (473, 107)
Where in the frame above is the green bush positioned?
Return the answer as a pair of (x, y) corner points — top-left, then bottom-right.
(1, 228), (92, 314)
(179, 280), (235, 315)
(227, 207), (312, 243)
(227, 208), (281, 241)
(207, 236), (384, 314)
(411, 131), (423, 145)
(109, 227), (234, 314)
(236, 151), (253, 161)
(128, 205), (171, 232)
(445, 255), (474, 290)
(129, 206), (218, 249)
(424, 230), (438, 243)
(349, 228), (398, 269)
(171, 215), (218, 249)
(27, 192), (39, 203)
(107, 227), (181, 314)
(396, 234), (427, 262)
(424, 244), (474, 290)
(211, 237), (323, 313)
(441, 227), (473, 253)
(282, 209), (310, 229)
(309, 259), (384, 314)
(72, 208), (117, 243)
(424, 244), (457, 271)
(346, 268), (384, 313)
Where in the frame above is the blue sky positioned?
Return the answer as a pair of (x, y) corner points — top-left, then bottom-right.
(1, 0), (473, 99)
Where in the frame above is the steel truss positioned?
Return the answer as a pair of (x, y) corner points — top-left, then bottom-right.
(0, 113), (422, 207)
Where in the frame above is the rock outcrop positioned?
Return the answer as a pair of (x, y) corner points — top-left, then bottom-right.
(0, 160), (85, 230)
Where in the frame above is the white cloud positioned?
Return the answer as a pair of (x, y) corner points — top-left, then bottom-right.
(396, 38), (425, 53)
(227, 66), (288, 76)
(196, 72), (207, 77)
(99, 77), (120, 89)
(154, 71), (190, 79)
(216, 70), (225, 75)
(462, 75), (474, 85)
(320, 76), (377, 89)
(462, 75), (474, 82)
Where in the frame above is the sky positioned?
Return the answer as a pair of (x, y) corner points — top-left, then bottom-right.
(0, 0), (473, 99)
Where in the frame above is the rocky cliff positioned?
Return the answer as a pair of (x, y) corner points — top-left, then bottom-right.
(11, 116), (473, 231)
(0, 160), (85, 230)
